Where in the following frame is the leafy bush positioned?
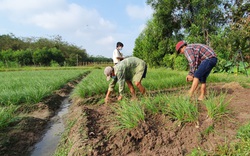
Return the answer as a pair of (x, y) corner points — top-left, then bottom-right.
(173, 55), (188, 71)
(0, 61), (4, 68)
(50, 60), (60, 67)
(162, 54), (175, 69)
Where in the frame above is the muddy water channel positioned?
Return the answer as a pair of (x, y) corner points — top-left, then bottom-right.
(30, 97), (70, 156)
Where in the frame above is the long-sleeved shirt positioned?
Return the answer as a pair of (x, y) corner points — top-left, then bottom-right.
(108, 57), (146, 96)
(184, 44), (217, 76)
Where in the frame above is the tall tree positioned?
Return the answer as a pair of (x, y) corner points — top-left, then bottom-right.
(175, 0), (225, 44)
(0, 34), (27, 50)
(228, 0), (250, 54)
(134, 0), (231, 68)
(134, 0), (179, 67)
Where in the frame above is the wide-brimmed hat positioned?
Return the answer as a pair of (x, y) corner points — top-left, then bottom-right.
(175, 41), (186, 52)
(104, 66), (113, 81)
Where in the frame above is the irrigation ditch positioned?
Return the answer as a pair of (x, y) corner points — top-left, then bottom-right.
(0, 72), (90, 156)
(30, 98), (71, 156)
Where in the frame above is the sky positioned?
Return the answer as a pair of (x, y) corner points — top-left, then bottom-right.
(0, 0), (154, 58)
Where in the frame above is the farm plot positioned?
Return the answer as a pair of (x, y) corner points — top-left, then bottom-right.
(0, 69), (89, 156)
(0, 70), (90, 105)
(71, 68), (194, 100)
(57, 68), (250, 156)
(71, 68), (250, 99)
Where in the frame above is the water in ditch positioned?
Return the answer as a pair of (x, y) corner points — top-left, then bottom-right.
(30, 97), (70, 156)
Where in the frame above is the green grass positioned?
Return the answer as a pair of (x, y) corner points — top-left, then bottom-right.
(142, 69), (187, 90)
(0, 69), (88, 129)
(188, 122), (250, 156)
(53, 119), (77, 156)
(141, 94), (168, 115)
(203, 125), (215, 136)
(215, 122), (250, 156)
(71, 68), (192, 100)
(0, 65), (108, 72)
(1, 67), (249, 154)
(112, 99), (145, 130)
(188, 148), (207, 156)
(237, 122), (250, 140)
(71, 69), (110, 98)
(0, 70), (88, 106)
(0, 105), (19, 128)
(209, 72), (250, 84)
(72, 68), (250, 100)
(203, 91), (230, 120)
(166, 95), (198, 123)
(112, 93), (200, 130)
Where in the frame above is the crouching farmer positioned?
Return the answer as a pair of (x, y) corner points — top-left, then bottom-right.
(175, 41), (217, 101)
(104, 57), (147, 103)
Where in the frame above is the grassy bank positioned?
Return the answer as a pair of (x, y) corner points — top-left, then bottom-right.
(0, 69), (89, 129)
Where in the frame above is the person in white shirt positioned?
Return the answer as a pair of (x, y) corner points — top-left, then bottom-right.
(113, 42), (124, 64)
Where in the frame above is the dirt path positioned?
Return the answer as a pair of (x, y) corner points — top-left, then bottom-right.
(65, 82), (250, 156)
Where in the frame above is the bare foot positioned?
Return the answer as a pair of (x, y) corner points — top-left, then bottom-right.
(198, 98), (204, 101)
(195, 121), (200, 128)
(105, 98), (109, 104)
(198, 95), (205, 101)
(131, 96), (138, 101)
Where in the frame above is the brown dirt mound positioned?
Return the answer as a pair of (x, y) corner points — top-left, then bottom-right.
(64, 82), (250, 156)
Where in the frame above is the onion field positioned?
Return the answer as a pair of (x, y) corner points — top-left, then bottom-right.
(1, 67), (250, 155)
(0, 70), (89, 105)
(71, 68), (250, 99)
(0, 69), (88, 129)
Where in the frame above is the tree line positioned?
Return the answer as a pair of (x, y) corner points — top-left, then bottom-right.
(0, 34), (112, 67)
(134, 0), (249, 73)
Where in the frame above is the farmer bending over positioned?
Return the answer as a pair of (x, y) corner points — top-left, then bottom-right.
(104, 57), (147, 103)
(175, 41), (217, 101)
